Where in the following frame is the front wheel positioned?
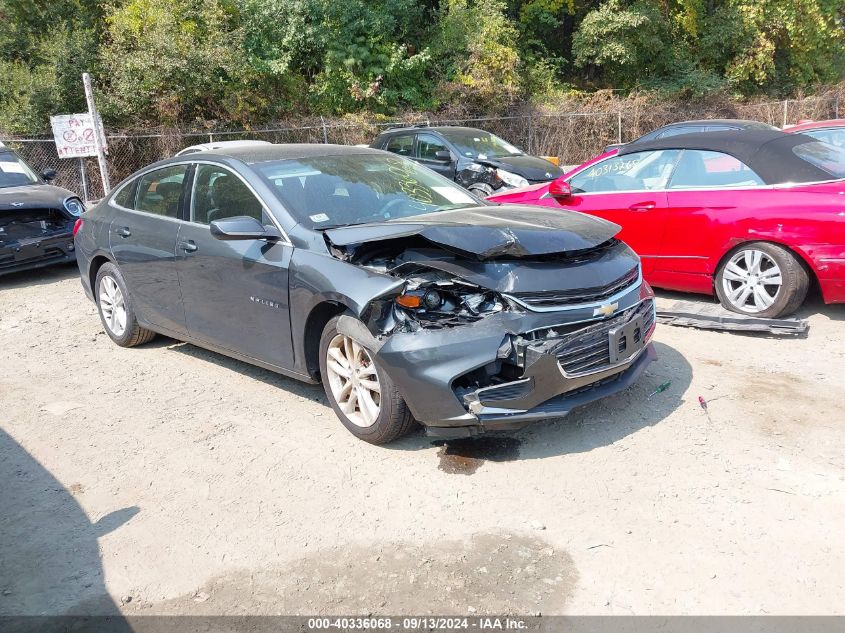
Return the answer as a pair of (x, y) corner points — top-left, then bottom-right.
(319, 316), (416, 444)
(715, 242), (809, 318)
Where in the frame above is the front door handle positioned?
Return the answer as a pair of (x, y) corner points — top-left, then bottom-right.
(115, 227), (131, 238)
(179, 240), (198, 253)
(628, 202), (656, 212)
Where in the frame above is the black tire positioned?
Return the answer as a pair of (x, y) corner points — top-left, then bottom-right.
(318, 315), (416, 444)
(715, 242), (809, 318)
(468, 183), (495, 198)
(94, 262), (156, 347)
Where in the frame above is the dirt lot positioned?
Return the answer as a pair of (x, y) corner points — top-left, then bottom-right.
(1, 263), (844, 616)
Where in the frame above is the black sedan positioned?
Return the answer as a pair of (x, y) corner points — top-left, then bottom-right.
(1, 145), (85, 275)
(371, 126), (563, 196)
(74, 145), (655, 444)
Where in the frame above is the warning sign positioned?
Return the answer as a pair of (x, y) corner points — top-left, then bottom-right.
(50, 113), (105, 158)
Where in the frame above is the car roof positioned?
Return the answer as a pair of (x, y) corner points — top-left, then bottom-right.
(197, 143), (389, 163)
(378, 125), (487, 136)
(659, 119), (773, 128)
(620, 129), (833, 184)
(785, 118), (845, 132)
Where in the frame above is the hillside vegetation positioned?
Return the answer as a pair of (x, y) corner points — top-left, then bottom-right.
(1, 0), (843, 133)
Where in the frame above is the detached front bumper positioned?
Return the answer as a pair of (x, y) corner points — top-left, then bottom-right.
(0, 230), (76, 276)
(374, 294), (657, 437)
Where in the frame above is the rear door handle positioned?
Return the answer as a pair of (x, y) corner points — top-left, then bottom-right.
(179, 240), (198, 253)
(115, 227), (131, 237)
(629, 202), (656, 212)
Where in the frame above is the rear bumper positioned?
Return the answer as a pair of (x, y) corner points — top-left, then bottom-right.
(0, 231), (76, 276)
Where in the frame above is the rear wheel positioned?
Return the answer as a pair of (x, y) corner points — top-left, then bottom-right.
(715, 242), (809, 318)
(319, 316), (416, 444)
(95, 262), (156, 347)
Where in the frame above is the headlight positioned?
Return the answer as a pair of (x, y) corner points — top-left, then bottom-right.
(495, 169), (529, 188)
(64, 197), (85, 217)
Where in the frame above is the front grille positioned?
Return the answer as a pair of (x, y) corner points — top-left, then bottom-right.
(0, 246), (68, 270)
(553, 299), (654, 375)
(512, 266), (639, 308)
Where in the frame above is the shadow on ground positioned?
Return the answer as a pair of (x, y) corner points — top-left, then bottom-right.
(386, 340), (691, 462)
(0, 262), (79, 290)
(0, 428), (135, 628)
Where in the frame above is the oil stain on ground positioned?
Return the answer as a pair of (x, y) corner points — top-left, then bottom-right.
(435, 437), (522, 474)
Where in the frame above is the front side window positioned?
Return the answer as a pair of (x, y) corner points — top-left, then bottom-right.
(792, 141), (845, 178)
(669, 150), (764, 188)
(0, 152), (39, 188)
(191, 165), (270, 224)
(135, 165), (188, 218)
(415, 134), (449, 161)
(257, 154), (481, 229)
(569, 150), (680, 193)
(384, 135), (414, 156)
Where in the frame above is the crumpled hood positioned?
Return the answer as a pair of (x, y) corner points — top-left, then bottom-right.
(476, 155), (564, 181)
(0, 184), (76, 212)
(324, 205), (620, 260)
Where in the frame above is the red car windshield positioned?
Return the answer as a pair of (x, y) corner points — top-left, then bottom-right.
(792, 141), (845, 179)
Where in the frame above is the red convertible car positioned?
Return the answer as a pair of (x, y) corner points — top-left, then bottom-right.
(785, 119), (845, 148)
(488, 130), (845, 318)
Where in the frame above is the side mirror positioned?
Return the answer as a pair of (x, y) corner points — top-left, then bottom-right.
(210, 216), (281, 241)
(434, 150), (453, 162)
(41, 168), (57, 182)
(548, 178), (572, 199)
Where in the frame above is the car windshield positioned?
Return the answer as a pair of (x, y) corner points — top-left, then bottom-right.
(0, 152), (39, 188)
(256, 154), (482, 228)
(792, 141), (845, 179)
(439, 129), (521, 159)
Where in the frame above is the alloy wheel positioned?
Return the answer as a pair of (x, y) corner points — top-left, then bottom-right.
(325, 334), (381, 428)
(721, 249), (783, 313)
(99, 275), (127, 336)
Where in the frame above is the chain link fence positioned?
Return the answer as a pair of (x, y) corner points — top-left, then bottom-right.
(2, 93), (840, 203)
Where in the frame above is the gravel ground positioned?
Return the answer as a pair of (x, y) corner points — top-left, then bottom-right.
(1, 262), (843, 616)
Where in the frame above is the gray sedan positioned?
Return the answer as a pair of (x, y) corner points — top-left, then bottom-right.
(74, 144), (655, 443)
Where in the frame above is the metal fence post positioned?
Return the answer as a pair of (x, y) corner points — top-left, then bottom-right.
(320, 116), (328, 144)
(617, 110), (623, 145)
(78, 158), (89, 202)
(782, 100), (789, 127)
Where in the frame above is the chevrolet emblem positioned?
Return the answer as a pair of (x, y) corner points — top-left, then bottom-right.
(593, 302), (618, 317)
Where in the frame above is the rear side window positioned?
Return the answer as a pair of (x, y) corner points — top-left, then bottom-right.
(792, 141), (845, 178)
(135, 165), (188, 218)
(384, 134), (414, 156)
(112, 180), (137, 208)
(669, 150), (764, 188)
(656, 126), (701, 139)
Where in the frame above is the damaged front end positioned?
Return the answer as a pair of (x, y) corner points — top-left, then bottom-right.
(0, 207), (77, 275)
(324, 206), (657, 437)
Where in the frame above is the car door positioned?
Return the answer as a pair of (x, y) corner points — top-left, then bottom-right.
(414, 133), (457, 180)
(658, 149), (766, 289)
(109, 164), (188, 336)
(552, 150), (681, 272)
(174, 163), (294, 369)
